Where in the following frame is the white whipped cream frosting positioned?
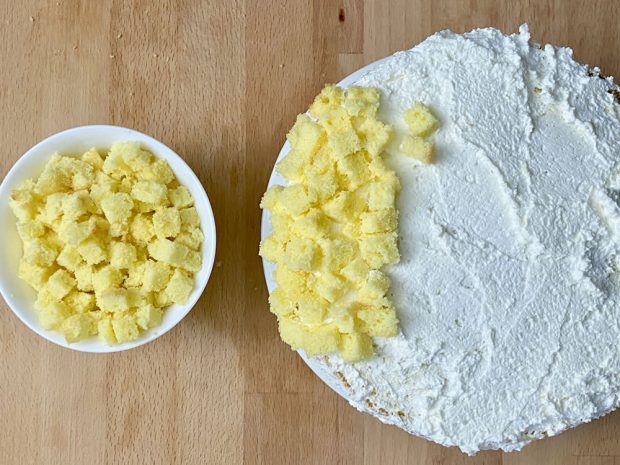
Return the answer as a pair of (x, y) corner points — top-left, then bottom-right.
(318, 25), (620, 454)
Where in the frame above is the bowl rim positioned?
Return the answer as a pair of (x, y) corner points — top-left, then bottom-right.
(0, 124), (217, 353)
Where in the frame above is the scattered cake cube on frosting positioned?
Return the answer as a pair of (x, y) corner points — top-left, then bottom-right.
(403, 102), (439, 137)
(399, 102), (439, 163)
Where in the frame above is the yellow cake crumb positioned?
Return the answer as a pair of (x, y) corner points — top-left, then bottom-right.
(403, 102), (439, 137)
(309, 85), (344, 119)
(399, 135), (435, 163)
(164, 269), (194, 304)
(10, 142), (204, 344)
(61, 313), (97, 343)
(400, 102), (440, 163)
(46, 269), (76, 299)
(111, 314), (140, 343)
(135, 304), (163, 330)
(259, 84), (403, 361)
(153, 207), (181, 238)
(278, 318), (341, 357)
(340, 333), (374, 362)
(142, 260), (172, 292)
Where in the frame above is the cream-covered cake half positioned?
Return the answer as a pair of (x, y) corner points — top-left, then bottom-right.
(317, 25), (620, 454)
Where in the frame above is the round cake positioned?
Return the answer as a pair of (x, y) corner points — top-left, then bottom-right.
(304, 25), (620, 454)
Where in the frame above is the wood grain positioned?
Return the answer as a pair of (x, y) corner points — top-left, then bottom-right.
(1, 0), (619, 464)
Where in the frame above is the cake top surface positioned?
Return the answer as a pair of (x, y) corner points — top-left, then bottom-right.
(317, 25), (620, 454)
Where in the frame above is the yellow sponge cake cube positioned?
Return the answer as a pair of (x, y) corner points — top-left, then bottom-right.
(148, 238), (189, 267)
(340, 257), (370, 285)
(112, 141), (153, 173)
(321, 191), (354, 222)
(101, 192), (134, 236)
(109, 242), (137, 270)
(18, 260), (54, 291)
(153, 207), (181, 238)
(175, 227), (204, 250)
(135, 304), (163, 330)
(284, 237), (320, 271)
(311, 272), (346, 303)
(98, 318), (117, 344)
(269, 213), (294, 243)
(23, 239), (57, 267)
(258, 235), (283, 263)
(65, 158), (96, 191)
(131, 180), (168, 205)
(34, 154), (71, 195)
(62, 191), (95, 219)
(367, 181), (398, 211)
(46, 269), (76, 299)
(357, 304), (398, 337)
(97, 288), (130, 313)
(319, 238), (355, 271)
(130, 213), (155, 244)
(142, 260), (172, 292)
(306, 164), (338, 202)
(295, 291), (327, 325)
(181, 249), (202, 273)
(328, 305), (356, 333)
(268, 287), (296, 318)
(38, 301), (70, 330)
(124, 261), (145, 287)
(56, 245), (83, 272)
(276, 149), (312, 184)
(9, 180), (41, 223)
(403, 102), (439, 137)
(358, 270), (391, 304)
(340, 332), (374, 362)
(337, 152), (372, 190)
(274, 265), (307, 292)
(359, 233), (400, 268)
(360, 209), (398, 234)
(60, 313), (96, 343)
(286, 114), (325, 157)
(277, 185), (317, 216)
(16, 221), (46, 241)
(61, 218), (94, 246)
(292, 208), (330, 238)
(137, 158), (175, 185)
(77, 238), (107, 265)
(357, 118), (392, 157)
(278, 318), (341, 357)
(164, 269), (194, 304)
(260, 185), (284, 212)
(344, 86), (380, 116)
(399, 135), (435, 164)
(74, 264), (95, 292)
(308, 84), (344, 119)
(82, 148), (104, 170)
(111, 315), (140, 343)
(168, 186), (194, 208)
(102, 149), (132, 180)
(92, 265), (124, 295)
(179, 207), (201, 228)
(64, 291), (96, 314)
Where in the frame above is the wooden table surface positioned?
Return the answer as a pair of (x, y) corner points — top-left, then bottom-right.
(1, 1), (620, 464)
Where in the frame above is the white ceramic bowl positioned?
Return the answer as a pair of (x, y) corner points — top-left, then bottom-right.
(0, 125), (217, 352)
